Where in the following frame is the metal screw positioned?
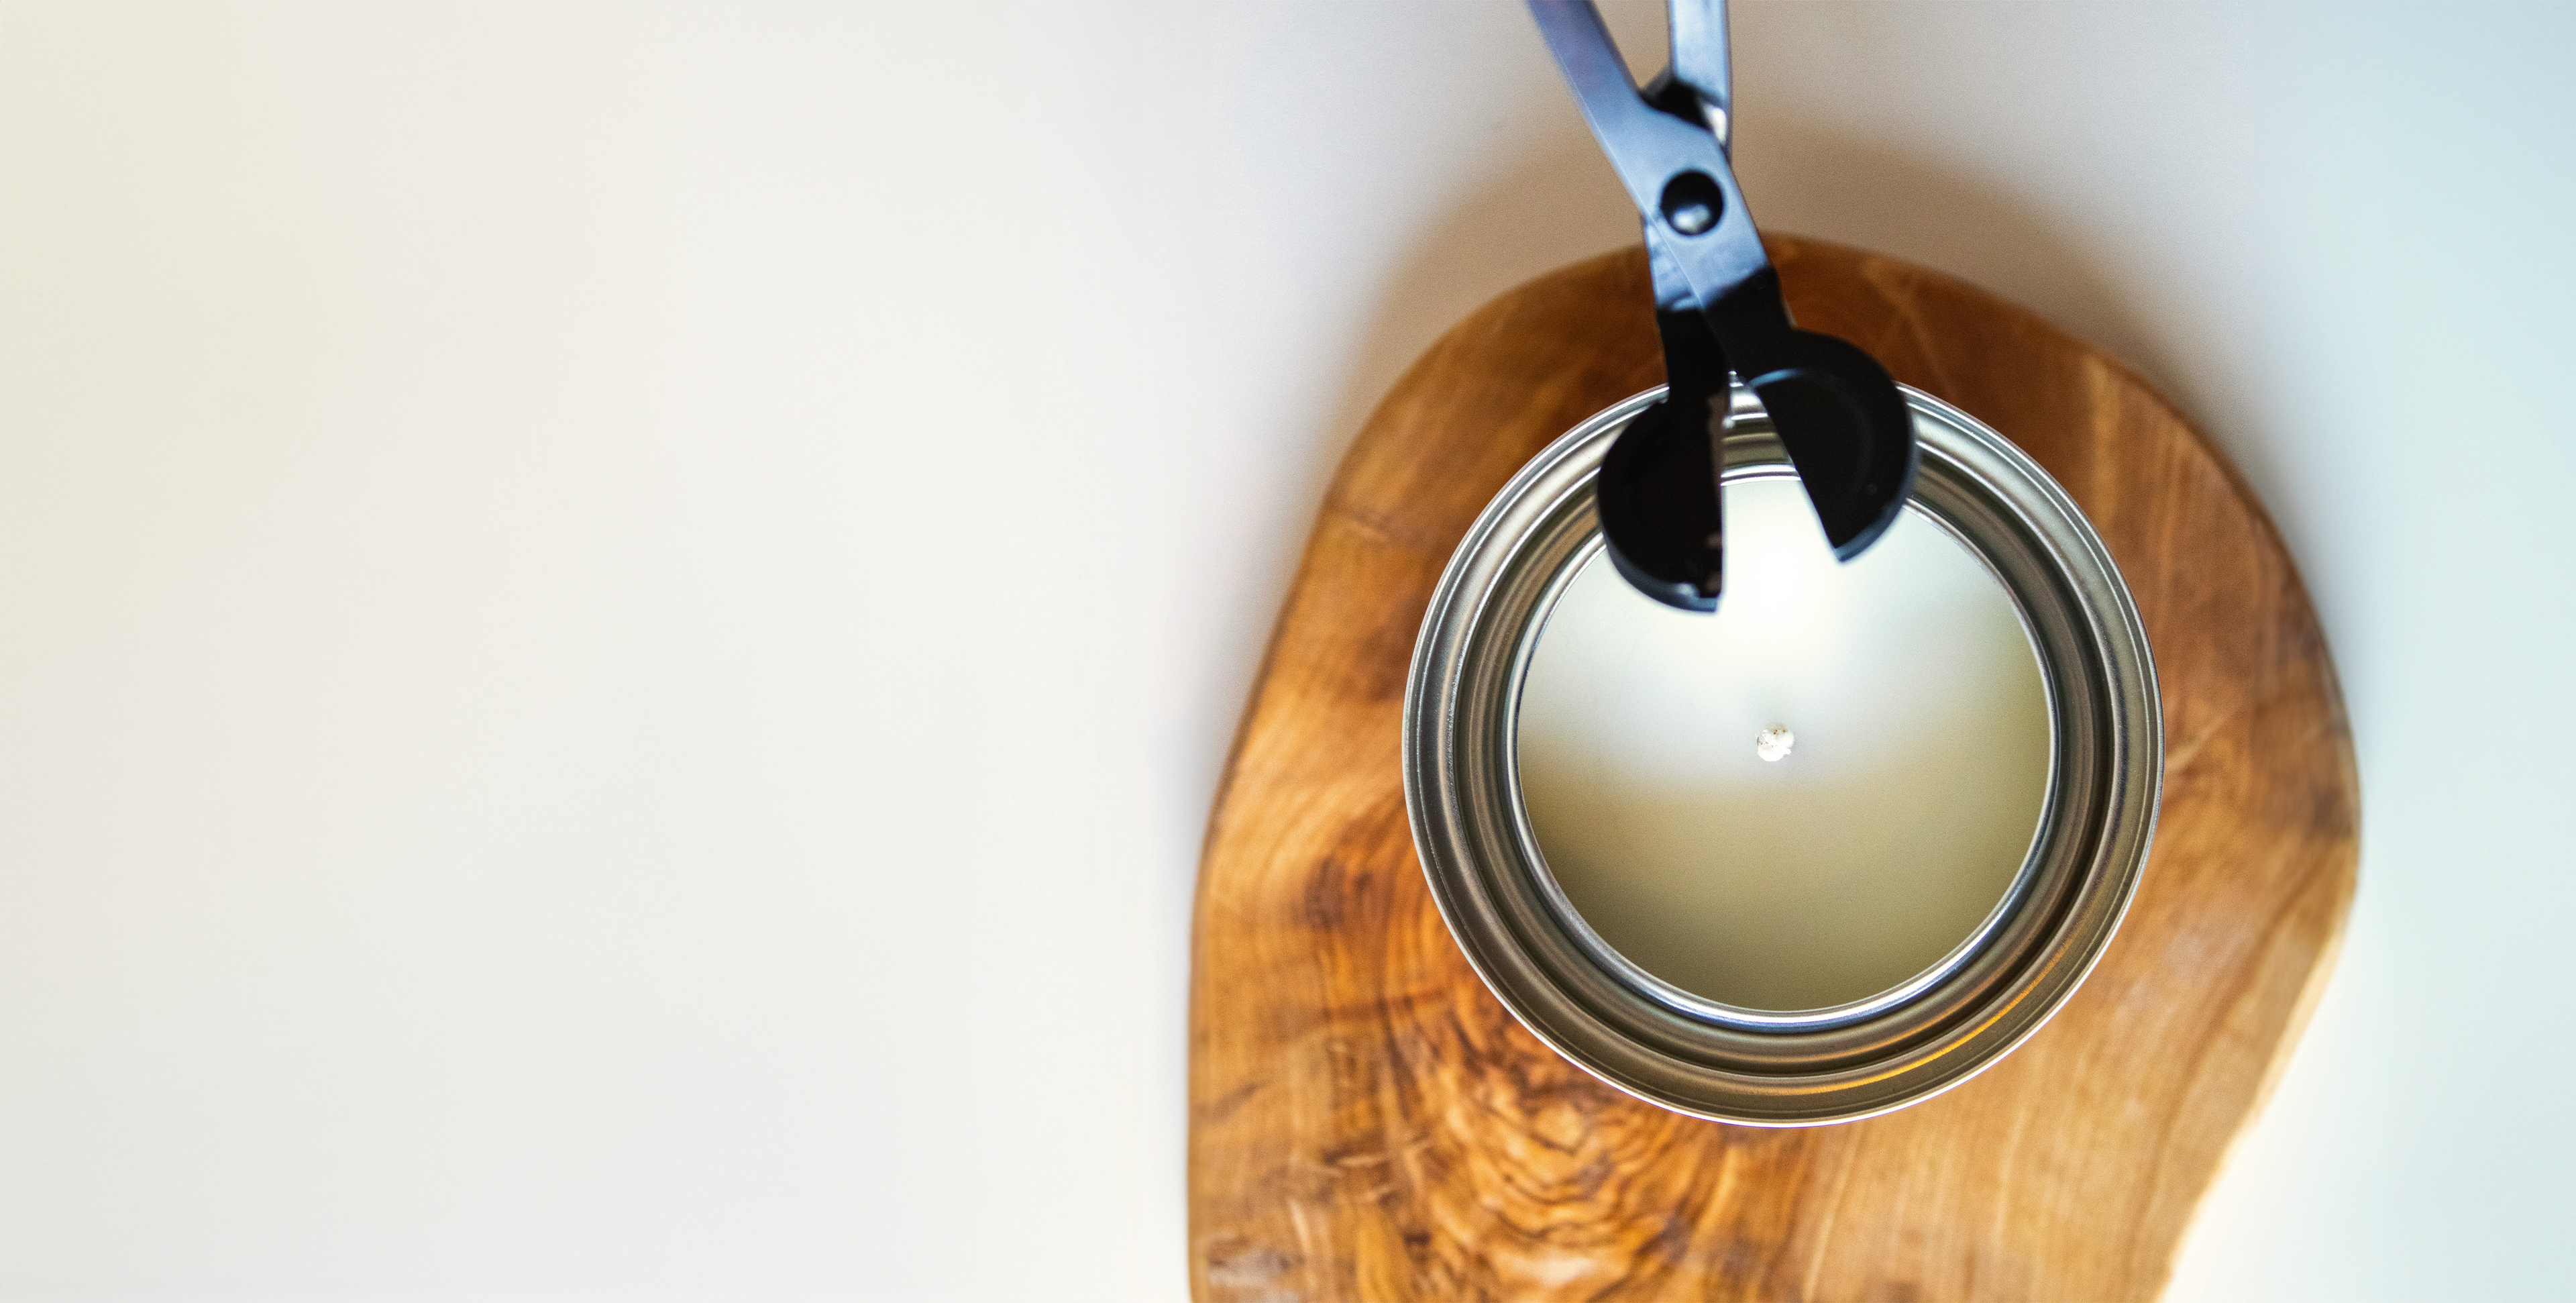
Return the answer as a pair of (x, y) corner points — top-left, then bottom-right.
(1660, 170), (1724, 236)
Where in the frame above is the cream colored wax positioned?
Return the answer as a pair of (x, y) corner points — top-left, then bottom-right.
(1515, 474), (2052, 1012)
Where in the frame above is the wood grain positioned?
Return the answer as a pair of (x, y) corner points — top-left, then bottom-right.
(1188, 237), (2357, 1302)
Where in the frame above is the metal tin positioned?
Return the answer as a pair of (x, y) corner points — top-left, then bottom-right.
(1402, 383), (2161, 1126)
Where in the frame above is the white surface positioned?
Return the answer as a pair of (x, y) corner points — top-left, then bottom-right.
(0, 2), (2569, 1298)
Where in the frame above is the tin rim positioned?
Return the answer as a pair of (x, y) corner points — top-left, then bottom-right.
(1401, 384), (2161, 1126)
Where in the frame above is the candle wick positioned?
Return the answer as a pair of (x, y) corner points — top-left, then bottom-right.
(1756, 725), (1794, 763)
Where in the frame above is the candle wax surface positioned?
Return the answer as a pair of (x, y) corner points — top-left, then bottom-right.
(1515, 474), (2052, 1013)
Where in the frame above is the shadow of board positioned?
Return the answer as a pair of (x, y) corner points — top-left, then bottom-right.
(1313, 123), (2184, 519)
(1739, 123), (2177, 394)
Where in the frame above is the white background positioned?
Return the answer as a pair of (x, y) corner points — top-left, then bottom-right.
(2, 2), (2569, 1298)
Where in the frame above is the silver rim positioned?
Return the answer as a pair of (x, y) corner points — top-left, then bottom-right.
(1401, 384), (2161, 1126)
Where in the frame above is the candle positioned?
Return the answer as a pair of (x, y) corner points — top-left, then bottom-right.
(1515, 472), (2052, 1013)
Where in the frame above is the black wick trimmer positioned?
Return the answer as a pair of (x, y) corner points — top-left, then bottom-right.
(1527, 0), (1918, 612)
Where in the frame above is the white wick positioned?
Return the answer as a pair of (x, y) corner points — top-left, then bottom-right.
(1754, 725), (1794, 763)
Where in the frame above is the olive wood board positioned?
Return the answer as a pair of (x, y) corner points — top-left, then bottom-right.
(1188, 236), (2357, 1302)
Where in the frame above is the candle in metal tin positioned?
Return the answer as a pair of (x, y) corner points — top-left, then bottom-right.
(1403, 384), (2158, 1124)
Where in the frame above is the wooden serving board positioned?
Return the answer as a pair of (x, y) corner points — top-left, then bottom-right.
(1188, 237), (2357, 1302)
